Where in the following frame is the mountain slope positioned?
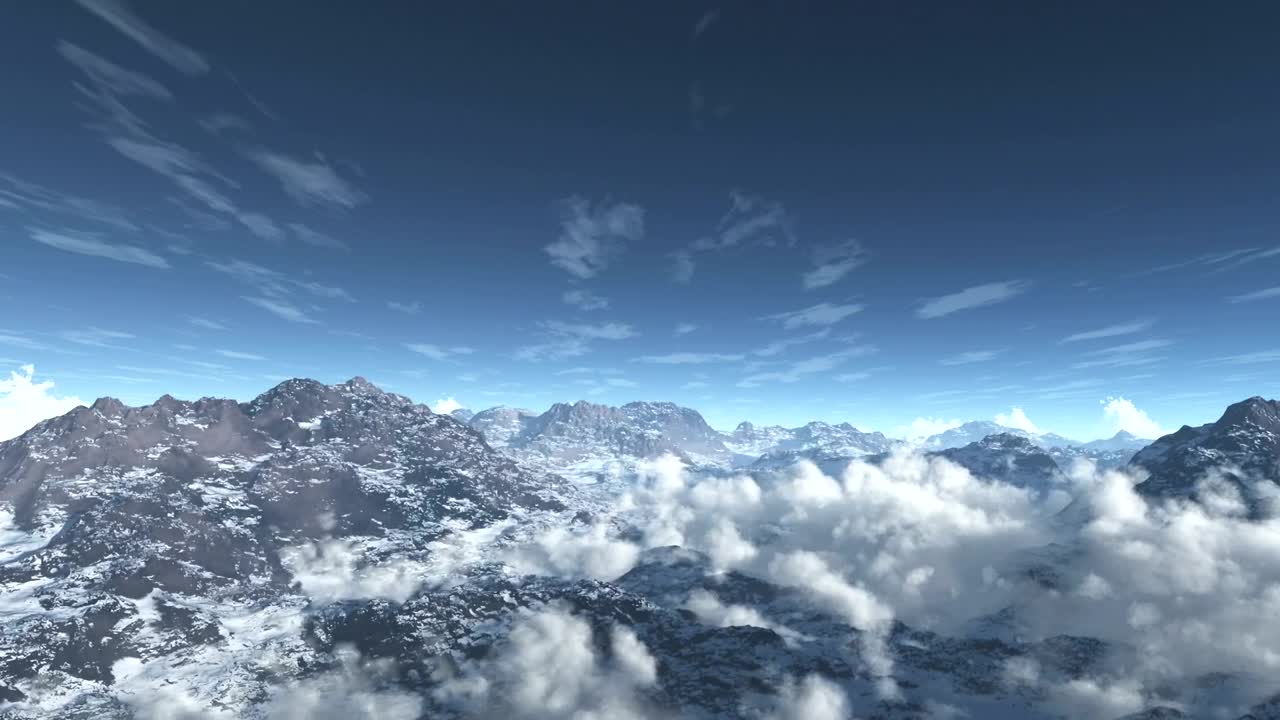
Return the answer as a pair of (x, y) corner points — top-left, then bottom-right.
(728, 420), (900, 464)
(468, 400), (731, 481)
(0, 377), (573, 714)
(1131, 396), (1280, 508)
(936, 433), (1064, 491)
(466, 406), (537, 448)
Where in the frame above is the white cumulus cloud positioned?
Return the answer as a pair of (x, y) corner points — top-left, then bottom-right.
(995, 406), (1042, 434)
(0, 365), (86, 442)
(1100, 396), (1165, 438)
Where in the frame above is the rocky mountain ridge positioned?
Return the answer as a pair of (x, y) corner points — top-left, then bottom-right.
(2, 381), (1280, 718)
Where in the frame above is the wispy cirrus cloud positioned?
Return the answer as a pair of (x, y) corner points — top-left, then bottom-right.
(0, 332), (52, 352)
(56, 40), (172, 109)
(916, 280), (1029, 319)
(289, 223), (349, 250)
(1128, 246), (1278, 278)
(692, 9), (720, 40)
(1059, 319), (1153, 343)
(0, 172), (137, 231)
(635, 330), (831, 366)
(1033, 378), (1106, 401)
(1072, 339), (1171, 369)
(763, 302), (864, 330)
(542, 321), (637, 341)
(671, 191), (794, 283)
(562, 289), (610, 311)
(75, 0), (210, 75)
(1203, 349), (1280, 366)
(1209, 246), (1280, 274)
(56, 23), (351, 251)
(405, 343), (476, 361)
(634, 352), (745, 365)
(208, 258), (353, 303)
(669, 250), (696, 284)
(674, 323), (698, 336)
(572, 375), (639, 395)
(737, 346), (875, 388)
(59, 327), (134, 348)
(199, 113), (252, 135)
(242, 296), (318, 324)
(216, 349), (265, 361)
(56, 40), (289, 243)
(554, 367), (624, 376)
(250, 151), (368, 210)
(515, 320), (637, 362)
(30, 228), (169, 268)
(834, 371), (872, 383)
(939, 349), (1004, 366)
(514, 339), (589, 363)
(750, 329), (831, 357)
(544, 197), (644, 279)
(183, 316), (226, 331)
(387, 300), (422, 315)
(802, 239), (869, 290)
(1228, 286), (1280, 303)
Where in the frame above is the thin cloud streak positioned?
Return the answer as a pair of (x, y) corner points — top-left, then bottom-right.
(1060, 319), (1154, 343)
(30, 228), (169, 269)
(916, 280), (1029, 319)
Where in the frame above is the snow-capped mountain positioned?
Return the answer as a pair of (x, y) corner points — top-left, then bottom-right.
(1033, 431), (1152, 471)
(466, 403), (902, 480)
(1131, 396), (1280, 508)
(465, 406), (538, 448)
(465, 400), (732, 482)
(447, 407), (475, 423)
(935, 433), (1065, 491)
(922, 421), (1081, 451)
(924, 421), (1035, 449)
(727, 419), (901, 463)
(0, 377), (582, 718)
(1081, 430), (1151, 452)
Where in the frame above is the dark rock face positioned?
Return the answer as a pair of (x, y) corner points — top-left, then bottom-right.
(0, 377), (569, 712)
(936, 434), (1064, 491)
(1081, 430), (1150, 453)
(925, 421), (1032, 450)
(466, 406), (538, 448)
(512, 400), (730, 460)
(734, 420), (902, 471)
(1131, 397), (1280, 509)
(465, 400), (734, 481)
(448, 408), (475, 424)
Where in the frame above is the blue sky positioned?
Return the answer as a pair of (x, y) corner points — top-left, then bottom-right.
(2, 1), (1279, 441)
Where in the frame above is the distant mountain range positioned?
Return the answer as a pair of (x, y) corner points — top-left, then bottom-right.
(449, 400), (1151, 481)
(919, 420), (1149, 453)
(456, 400), (901, 481)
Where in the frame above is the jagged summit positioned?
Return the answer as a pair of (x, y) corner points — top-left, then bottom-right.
(1217, 395), (1280, 430)
(1131, 396), (1280, 506)
(935, 433), (1063, 491)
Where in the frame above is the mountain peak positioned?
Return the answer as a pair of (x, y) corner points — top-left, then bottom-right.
(1217, 395), (1280, 430)
(341, 376), (385, 394)
(89, 396), (125, 415)
(1132, 395), (1280, 507)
